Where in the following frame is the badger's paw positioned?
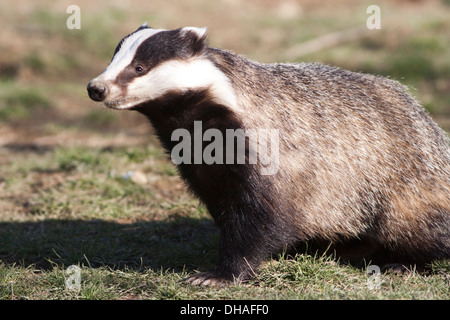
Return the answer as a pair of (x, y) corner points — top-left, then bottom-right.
(184, 272), (235, 287)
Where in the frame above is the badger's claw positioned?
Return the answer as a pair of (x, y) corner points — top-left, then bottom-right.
(184, 272), (233, 287)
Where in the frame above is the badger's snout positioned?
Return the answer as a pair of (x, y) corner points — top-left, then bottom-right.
(87, 80), (108, 102)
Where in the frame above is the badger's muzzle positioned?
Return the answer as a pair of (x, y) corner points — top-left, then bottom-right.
(87, 80), (108, 102)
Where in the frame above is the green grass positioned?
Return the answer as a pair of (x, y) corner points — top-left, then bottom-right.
(0, 81), (52, 121)
(1, 243), (449, 300)
(0, 146), (448, 300)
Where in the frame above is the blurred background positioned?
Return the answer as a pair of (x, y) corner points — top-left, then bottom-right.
(0, 0), (449, 148)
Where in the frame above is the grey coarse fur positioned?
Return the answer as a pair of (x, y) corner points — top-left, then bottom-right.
(205, 46), (450, 265)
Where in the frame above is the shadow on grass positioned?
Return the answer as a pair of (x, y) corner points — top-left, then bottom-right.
(0, 217), (219, 273)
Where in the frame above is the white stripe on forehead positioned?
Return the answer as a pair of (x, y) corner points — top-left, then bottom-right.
(101, 28), (166, 81)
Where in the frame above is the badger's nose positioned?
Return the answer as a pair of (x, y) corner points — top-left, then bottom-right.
(87, 80), (108, 102)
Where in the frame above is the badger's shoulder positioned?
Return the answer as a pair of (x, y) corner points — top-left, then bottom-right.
(207, 47), (407, 101)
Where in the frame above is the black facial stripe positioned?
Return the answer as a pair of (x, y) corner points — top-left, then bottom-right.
(115, 65), (137, 90)
(114, 30), (184, 91)
(132, 29), (207, 74)
(114, 28), (206, 92)
(132, 30), (186, 72)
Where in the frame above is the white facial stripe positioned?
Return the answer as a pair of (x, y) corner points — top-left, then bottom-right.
(123, 58), (238, 110)
(97, 28), (166, 83)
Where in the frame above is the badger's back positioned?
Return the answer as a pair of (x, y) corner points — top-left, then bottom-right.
(209, 48), (450, 263)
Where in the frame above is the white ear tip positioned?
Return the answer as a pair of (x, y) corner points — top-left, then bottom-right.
(182, 26), (207, 38)
(135, 22), (149, 32)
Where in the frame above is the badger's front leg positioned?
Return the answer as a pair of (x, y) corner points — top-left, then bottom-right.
(186, 203), (293, 286)
(185, 232), (265, 286)
(185, 234), (261, 286)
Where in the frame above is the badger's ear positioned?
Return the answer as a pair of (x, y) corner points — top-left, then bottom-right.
(180, 27), (207, 55)
(181, 26), (207, 39)
(135, 22), (150, 32)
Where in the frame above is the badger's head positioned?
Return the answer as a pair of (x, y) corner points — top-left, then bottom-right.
(87, 24), (236, 110)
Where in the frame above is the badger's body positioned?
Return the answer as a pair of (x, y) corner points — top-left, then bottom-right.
(88, 25), (450, 285)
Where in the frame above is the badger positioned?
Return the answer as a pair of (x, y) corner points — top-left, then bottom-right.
(87, 24), (450, 286)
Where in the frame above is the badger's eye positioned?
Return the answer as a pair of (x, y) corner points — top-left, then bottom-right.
(135, 65), (144, 73)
